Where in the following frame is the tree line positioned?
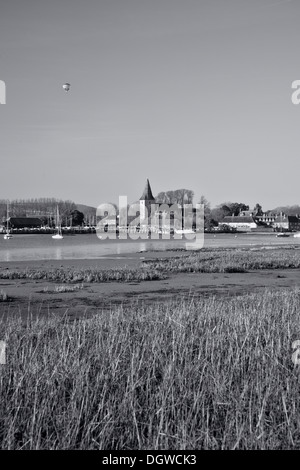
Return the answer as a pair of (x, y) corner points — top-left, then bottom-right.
(0, 198), (85, 227)
(1, 193), (299, 229)
(155, 189), (194, 206)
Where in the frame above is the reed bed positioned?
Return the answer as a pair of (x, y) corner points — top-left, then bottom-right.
(143, 248), (300, 273)
(0, 266), (165, 283)
(0, 248), (299, 286)
(1, 289), (300, 449)
(42, 284), (85, 293)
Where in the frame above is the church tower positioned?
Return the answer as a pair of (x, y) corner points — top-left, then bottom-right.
(139, 179), (156, 222)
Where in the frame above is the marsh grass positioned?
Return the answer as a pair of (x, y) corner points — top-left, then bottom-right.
(43, 284), (85, 293)
(0, 249), (298, 286)
(143, 248), (300, 273)
(0, 266), (165, 283)
(1, 289), (300, 449)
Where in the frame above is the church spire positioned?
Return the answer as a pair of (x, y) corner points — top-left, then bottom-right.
(139, 179), (155, 201)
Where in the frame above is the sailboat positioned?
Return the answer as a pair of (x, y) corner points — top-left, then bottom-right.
(52, 206), (63, 239)
(3, 201), (12, 240)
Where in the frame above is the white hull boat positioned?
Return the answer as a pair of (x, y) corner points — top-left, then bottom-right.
(52, 233), (63, 240)
(52, 206), (63, 239)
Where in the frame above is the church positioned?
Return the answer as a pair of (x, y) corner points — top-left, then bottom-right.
(139, 178), (156, 222)
(138, 179), (190, 233)
(97, 179), (192, 234)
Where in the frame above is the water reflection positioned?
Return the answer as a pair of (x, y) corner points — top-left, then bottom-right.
(55, 247), (63, 260)
(0, 233), (299, 262)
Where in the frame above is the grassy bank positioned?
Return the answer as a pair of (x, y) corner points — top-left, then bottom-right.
(0, 248), (300, 284)
(143, 247), (300, 273)
(0, 266), (165, 283)
(1, 289), (300, 449)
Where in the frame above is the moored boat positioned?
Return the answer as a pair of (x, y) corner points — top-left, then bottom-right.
(3, 202), (12, 240)
(52, 206), (63, 240)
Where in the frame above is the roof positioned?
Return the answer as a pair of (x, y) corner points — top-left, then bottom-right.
(239, 210), (254, 217)
(222, 216), (256, 223)
(139, 179), (155, 201)
(274, 214), (288, 222)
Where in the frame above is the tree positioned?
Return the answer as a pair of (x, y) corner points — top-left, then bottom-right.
(166, 191), (177, 204)
(210, 204), (232, 223)
(71, 210), (84, 226)
(199, 195), (210, 211)
(155, 189), (194, 206)
(39, 216), (49, 226)
(254, 203), (263, 216)
(155, 192), (167, 204)
(226, 202), (249, 216)
(185, 190), (194, 204)
(270, 205), (300, 216)
(198, 195), (213, 230)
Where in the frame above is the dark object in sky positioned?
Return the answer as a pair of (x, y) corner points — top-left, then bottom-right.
(62, 83), (70, 92)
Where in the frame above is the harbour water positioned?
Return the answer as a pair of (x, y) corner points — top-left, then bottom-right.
(0, 232), (299, 262)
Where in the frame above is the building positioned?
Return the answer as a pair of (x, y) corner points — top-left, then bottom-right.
(273, 213), (300, 232)
(255, 212), (277, 225)
(220, 210), (300, 232)
(139, 179), (189, 232)
(287, 215), (300, 232)
(139, 179), (156, 222)
(7, 217), (43, 229)
(220, 215), (257, 232)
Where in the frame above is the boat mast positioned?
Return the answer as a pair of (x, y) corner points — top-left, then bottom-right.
(6, 201), (9, 234)
(57, 205), (61, 235)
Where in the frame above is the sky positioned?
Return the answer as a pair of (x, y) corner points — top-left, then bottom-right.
(1, 0), (300, 211)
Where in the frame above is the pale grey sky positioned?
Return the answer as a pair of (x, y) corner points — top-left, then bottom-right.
(0, 0), (300, 210)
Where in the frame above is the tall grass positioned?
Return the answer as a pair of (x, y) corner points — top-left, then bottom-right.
(143, 247), (300, 273)
(0, 249), (299, 286)
(1, 289), (300, 449)
(0, 266), (165, 283)
(42, 284), (84, 293)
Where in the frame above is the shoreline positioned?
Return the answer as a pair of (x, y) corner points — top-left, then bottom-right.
(0, 245), (300, 317)
(0, 240), (299, 271)
(0, 249), (184, 271)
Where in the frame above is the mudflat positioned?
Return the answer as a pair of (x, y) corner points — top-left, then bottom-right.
(0, 250), (299, 318)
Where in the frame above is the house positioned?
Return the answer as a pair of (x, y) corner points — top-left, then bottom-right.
(220, 209), (300, 232)
(287, 215), (300, 232)
(255, 212), (277, 225)
(220, 215), (257, 232)
(273, 213), (300, 232)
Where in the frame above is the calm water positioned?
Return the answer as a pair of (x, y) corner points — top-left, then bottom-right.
(0, 232), (299, 262)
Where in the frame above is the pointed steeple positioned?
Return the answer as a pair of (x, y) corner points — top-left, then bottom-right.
(139, 179), (155, 201)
